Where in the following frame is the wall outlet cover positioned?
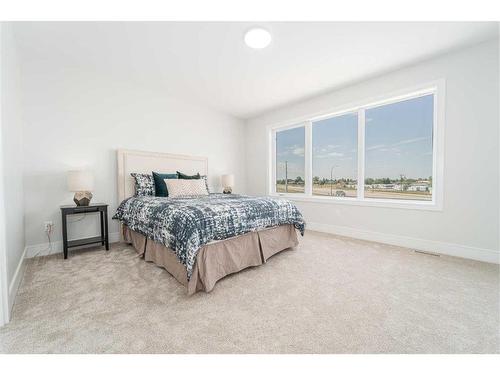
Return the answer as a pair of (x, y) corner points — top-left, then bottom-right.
(44, 221), (53, 232)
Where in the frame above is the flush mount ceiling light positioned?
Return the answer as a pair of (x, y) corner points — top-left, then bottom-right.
(244, 28), (272, 49)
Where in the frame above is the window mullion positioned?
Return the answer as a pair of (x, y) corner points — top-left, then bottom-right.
(357, 109), (365, 200)
(304, 121), (313, 196)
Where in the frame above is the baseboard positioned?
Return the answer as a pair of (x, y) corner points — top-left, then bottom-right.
(25, 232), (121, 258)
(307, 222), (499, 264)
(8, 245), (27, 314)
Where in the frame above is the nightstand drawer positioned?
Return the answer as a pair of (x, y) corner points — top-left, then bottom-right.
(73, 207), (99, 214)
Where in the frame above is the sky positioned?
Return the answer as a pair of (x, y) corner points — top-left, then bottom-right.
(365, 94), (433, 180)
(276, 126), (305, 180)
(313, 112), (358, 180)
(276, 94), (434, 181)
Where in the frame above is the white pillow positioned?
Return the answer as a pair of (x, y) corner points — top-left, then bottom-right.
(165, 179), (209, 198)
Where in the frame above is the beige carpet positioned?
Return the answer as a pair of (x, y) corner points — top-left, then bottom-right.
(0, 230), (498, 353)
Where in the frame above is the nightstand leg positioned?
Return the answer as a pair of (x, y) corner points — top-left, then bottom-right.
(104, 208), (109, 250)
(100, 210), (105, 246)
(62, 212), (68, 259)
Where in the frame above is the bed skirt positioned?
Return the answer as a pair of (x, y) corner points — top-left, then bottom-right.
(122, 225), (299, 295)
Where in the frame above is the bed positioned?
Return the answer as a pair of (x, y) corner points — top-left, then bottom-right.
(113, 149), (305, 295)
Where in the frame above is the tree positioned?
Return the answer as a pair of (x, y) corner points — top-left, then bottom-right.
(294, 176), (304, 185)
(312, 176), (320, 185)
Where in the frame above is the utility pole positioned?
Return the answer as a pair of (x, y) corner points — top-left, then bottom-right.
(330, 165), (338, 196)
(399, 174), (405, 191)
(285, 161), (288, 193)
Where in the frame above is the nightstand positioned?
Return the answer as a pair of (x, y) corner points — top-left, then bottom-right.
(60, 203), (109, 259)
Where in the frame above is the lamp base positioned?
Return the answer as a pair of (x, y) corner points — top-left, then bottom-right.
(223, 187), (232, 194)
(74, 191), (93, 206)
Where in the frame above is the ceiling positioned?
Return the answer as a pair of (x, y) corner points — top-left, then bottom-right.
(12, 22), (498, 119)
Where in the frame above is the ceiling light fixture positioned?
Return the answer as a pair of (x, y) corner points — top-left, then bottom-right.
(244, 28), (272, 49)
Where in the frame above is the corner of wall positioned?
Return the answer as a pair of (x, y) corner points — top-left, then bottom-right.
(7, 246), (26, 314)
(0, 21), (27, 324)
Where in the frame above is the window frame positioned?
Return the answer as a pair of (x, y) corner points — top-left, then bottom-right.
(268, 80), (445, 211)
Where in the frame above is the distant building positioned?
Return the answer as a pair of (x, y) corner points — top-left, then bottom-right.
(408, 184), (429, 192)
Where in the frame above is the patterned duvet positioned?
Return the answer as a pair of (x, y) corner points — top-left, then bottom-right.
(113, 194), (305, 279)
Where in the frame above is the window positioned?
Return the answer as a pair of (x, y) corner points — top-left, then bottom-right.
(312, 112), (358, 198)
(275, 125), (305, 194)
(270, 83), (442, 209)
(365, 95), (433, 201)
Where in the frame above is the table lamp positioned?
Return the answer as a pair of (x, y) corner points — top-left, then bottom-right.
(67, 170), (94, 206)
(221, 174), (234, 194)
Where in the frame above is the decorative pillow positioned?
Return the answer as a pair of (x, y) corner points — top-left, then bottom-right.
(152, 171), (178, 197)
(165, 179), (209, 198)
(176, 171), (200, 180)
(131, 173), (155, 196)
(177, 171), (210, 193)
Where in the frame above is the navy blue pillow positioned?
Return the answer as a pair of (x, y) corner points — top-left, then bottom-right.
(152, 172), (178, 197)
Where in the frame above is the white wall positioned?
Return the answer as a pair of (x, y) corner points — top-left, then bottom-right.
(246, 40), (499, 262)
(0, 22), (26, 319)
(18, 57), (246, 253)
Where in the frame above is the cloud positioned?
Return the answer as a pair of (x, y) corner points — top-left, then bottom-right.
(292, 147), (304, 156)
(366, 144), (385, 151)
(326, 144), (341, 150)
(315, 151), (344, 159)
(378, 147), (400, 153)
(314, 144), (342, 154)
(329, 152), (344, 157)
(367, 136), (429, 152)
(278, 144), (304, 157)
(393, 136), (430, 146)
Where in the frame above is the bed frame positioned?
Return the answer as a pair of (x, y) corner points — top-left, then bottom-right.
(116, 148), (208, 204)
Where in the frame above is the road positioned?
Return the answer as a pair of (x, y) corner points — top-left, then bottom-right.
(276, 184), (431, 201)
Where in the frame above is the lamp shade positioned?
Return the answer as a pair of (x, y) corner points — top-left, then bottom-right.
(67, 170), (94, 192)
(221, 174), (234, 188)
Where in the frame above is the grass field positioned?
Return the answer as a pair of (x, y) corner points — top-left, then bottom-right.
(276, 184), (432, 201)
(276, 184), (305, 193)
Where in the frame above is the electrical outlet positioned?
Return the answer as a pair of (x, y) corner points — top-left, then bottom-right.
(44, 221), (53, 233)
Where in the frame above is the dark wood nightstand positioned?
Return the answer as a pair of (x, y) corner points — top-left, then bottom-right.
(60, 203), (109, 259)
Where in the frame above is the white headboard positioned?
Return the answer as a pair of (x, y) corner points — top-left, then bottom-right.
(117, 149), (208, 203)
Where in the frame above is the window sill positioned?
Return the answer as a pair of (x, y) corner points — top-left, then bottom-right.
(270, 193), (442, 211)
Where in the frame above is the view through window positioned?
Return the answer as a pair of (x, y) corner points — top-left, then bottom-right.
(275, 125), (305, 194)
(312, 113), (358, 198)
(365, 94), (433, 201)
(272, 90), (436, 204)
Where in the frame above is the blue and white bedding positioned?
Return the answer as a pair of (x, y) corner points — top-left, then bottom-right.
(113, 194), (305, 279)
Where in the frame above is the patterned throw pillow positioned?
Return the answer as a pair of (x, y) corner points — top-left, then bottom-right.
(177, 171), (210, 193)
(131, 173), (155, 196)
(165, 179), (209, 198)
